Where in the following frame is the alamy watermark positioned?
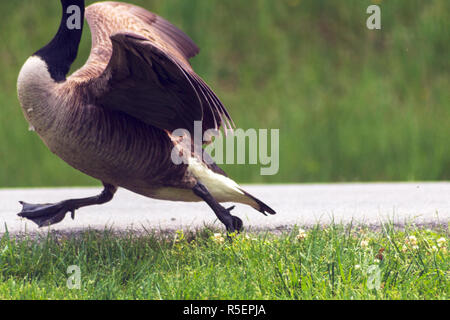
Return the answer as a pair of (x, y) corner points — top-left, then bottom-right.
(67, 265), (81, 289)
(366, 5), (381, 30)
(170, 122), (279, 176)
(366, 264), (382, 290)
(66, 5), (82, 30)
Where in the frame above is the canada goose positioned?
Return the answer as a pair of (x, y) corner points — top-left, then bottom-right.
(16, 0), (275, 232)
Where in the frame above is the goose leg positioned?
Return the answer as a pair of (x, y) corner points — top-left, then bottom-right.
(17, 183), (117, 227)
(192, 182), (243, 233)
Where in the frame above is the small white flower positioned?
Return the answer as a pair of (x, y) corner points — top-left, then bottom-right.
(296, 228), (307, 240)
(244, 235), (258, 241)
(354, 264), (361, 270)
(360, 239), (370, 248)
(212, 233), (225, 244)
(431, 246), (438, 252)
(406, 235), (417, 246)
(437, 237), (446, 248)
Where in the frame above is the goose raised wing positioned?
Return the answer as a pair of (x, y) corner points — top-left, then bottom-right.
(79, 2), (233, 136)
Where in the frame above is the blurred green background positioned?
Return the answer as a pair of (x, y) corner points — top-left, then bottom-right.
(0, 0), (448, 187)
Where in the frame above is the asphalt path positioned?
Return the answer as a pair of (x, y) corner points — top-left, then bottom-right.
(0, 182), (448, 235)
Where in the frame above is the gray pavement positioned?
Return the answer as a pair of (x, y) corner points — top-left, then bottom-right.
(0, 182), (449, 235)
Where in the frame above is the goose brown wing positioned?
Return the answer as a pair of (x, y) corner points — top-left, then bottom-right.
(82, 2), (233, 136)
(102, 1), (200, 61)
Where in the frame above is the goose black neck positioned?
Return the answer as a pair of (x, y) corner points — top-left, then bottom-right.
(34, 0), (85, 82)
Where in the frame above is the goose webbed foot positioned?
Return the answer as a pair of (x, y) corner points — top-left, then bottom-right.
(193, 183), (243, 234)
(222, 205), (243, 233)
(17, 183), (117, 228)
(18, 201), (77, 227)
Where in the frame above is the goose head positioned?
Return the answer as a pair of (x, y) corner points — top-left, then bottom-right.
(20, 0), (86, 84)
(17, 0), (86, 128)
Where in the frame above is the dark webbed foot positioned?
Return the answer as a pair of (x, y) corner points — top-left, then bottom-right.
(17, 183), (117, 228)
(18, 201), (77, 227)
(193, 183), (243, 233)
(223, 206), (243, 233)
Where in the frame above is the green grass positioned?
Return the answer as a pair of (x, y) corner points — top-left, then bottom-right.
(0, 0), (449, 187)
(0, 225), (448, 299)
